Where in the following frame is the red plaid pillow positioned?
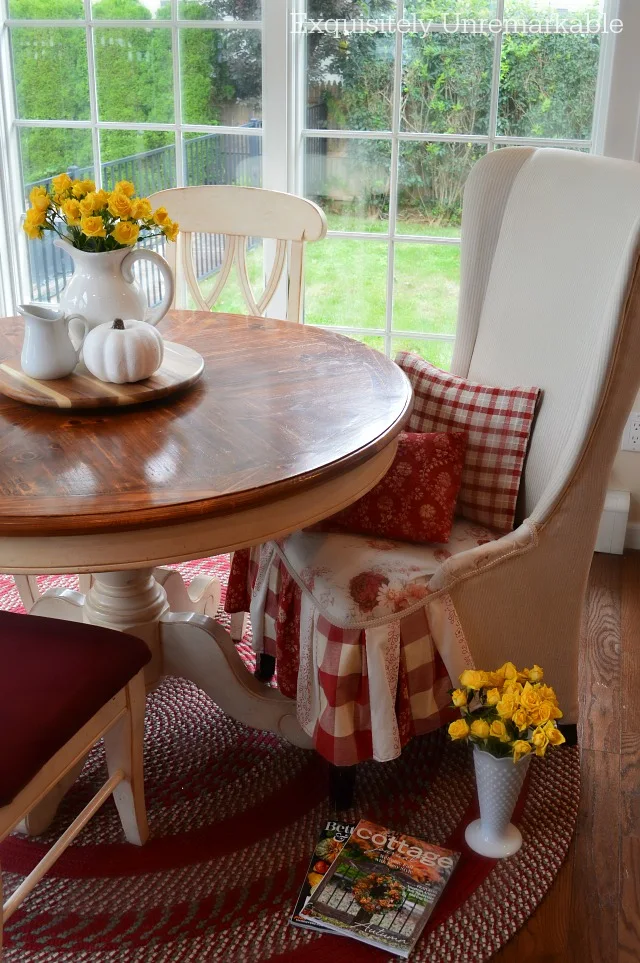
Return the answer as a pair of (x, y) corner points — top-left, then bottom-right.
(314, 431), (468, 545)
(395, 353), (540, 533)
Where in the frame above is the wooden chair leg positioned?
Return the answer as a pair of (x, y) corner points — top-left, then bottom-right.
(254, 653), (276, 682)
(329, 765), (356, 811)
(103, 672), (149, 846)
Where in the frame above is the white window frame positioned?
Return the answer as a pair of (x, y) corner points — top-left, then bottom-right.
(0, 0), (639, 328)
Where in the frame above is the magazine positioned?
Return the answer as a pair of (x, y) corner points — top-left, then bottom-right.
(290, 820), (356, 933)
(300, 819), (459, 958)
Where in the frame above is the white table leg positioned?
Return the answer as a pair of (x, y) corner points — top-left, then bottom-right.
(152, 566), (222, 618)
(160, 611), (312, 749)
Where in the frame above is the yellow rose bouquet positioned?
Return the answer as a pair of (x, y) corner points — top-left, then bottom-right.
(447, 662), (565, 763)
(23, 174), (179, 252)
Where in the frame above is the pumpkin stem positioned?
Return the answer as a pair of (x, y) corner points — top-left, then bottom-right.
(113, 318), (125, 330)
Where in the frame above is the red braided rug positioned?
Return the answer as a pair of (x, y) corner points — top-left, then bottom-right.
(0, 559), (580, 962)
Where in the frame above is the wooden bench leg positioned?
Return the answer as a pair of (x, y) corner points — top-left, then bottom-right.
(103, 672), (149, 846)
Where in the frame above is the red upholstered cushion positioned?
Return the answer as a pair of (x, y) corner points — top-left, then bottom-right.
(0, 612), (151, 807)
(395, 353), (540, 533)
(314, 430), (468, 544)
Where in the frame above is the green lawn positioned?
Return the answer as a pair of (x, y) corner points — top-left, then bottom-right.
(195, 219), (459, 367)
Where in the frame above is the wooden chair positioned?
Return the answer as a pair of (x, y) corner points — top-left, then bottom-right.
(0, 611), (151, 949)
(147, 185), (327, 321)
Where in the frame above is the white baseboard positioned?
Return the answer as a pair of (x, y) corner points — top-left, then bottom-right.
(626, 522), (640, 550)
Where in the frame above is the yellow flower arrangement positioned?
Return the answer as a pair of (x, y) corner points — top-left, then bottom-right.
(447, 662), (565, 763)
(22, 173), (179, 253)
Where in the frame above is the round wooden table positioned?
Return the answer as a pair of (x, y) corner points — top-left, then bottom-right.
(0, 310), (411, 755)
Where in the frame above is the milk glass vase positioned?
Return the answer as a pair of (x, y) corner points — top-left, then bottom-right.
(465, 746), (531, 858)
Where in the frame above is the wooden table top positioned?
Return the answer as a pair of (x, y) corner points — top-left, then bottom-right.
(0, 311), (412, 537)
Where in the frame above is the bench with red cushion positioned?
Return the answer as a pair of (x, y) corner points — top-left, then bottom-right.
(0, 611), (151, 807)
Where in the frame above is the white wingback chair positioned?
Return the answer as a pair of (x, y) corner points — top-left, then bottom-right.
(442, 146), (640, 722)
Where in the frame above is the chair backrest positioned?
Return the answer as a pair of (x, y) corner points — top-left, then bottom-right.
(148, 186), (327, 322)
(452, 147), (640, 525)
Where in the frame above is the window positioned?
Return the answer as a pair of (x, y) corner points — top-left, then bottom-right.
(297, 0), (608, 361)
(0, 0), (635, 357)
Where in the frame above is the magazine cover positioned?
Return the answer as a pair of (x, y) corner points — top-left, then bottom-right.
(300, 819), (459, 958)
(290, 821), (356, 933)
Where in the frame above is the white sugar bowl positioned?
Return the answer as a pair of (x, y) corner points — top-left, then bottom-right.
(83, 318), (164, 384)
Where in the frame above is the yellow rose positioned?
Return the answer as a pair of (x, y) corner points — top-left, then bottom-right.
(537, 685), (558, 705)
(512, 740), (532, 763)
(153, 205), (171, 226)
(71, 178), (96, 198)
(23, 207), (46, 239)
(489, 719), (510, 742)
(512, 707), (529, 732)
(526, 664), (544, 683)
(486, 671), (504, 688)
(79, 193), (99, 217)
(503, 681), (523, 697)
(544, 722), (566, 747)
(520, 682), (541, 712)
(496, 694), (518, 720)
(163, 218), (179, 242)
(114, 180), (136, 198)
(112, 220), (140, 246)
(531, 726), (549, 757)
(92, 189), (110, 211)
(61, 198), (82, 226)
(131, 197), (152, 220)
(470, 718), (490, 739)
(448, 719), (470, 741)
(29, 187), (50, 212)
(80, 215), (106, 238)
(108, 192), (133, 219)
(485, 687), (501, 706)
(496, 661), (518, 683)
(451, 688), (467, 708)
(51, 172), (73, 196)
(528, 702), (552, 727)
(459, 669), (488, 691)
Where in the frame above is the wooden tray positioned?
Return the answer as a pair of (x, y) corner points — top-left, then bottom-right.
(0, 341), (204, 409)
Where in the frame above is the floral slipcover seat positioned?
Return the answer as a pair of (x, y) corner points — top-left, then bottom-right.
(225, 518), (521, 766)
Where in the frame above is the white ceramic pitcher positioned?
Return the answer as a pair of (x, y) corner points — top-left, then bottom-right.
(18, 303), (89, 380)
(54, 236), (175, 330)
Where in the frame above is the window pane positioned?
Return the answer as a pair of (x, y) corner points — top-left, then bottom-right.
(307, 31), (395, 132)
(179, 0), (262, 18)
(401, 33), (493, 135)
(20, 126), (93, 189)
(8, 0), (83, 17)
(504, 0), (604, 24)
(11, 28), (89, 121)
(100, 131), (176, 193)
(393, 243), (459, 335)
(404, 1), (496, 16)
(94, 28), (174, 124)
(397, 141), (486, 236)
(497, 34), (600, 140)
(20, 128), (94, 306)
(305, 238), (388, 330)
(391, 337), (454, 369)
(307, 2), (396, 15)
(305, 137), (391, 233)
(91, 0), (167, 19)
(184, 132), (262, 187)
(181, 29), (261, 126)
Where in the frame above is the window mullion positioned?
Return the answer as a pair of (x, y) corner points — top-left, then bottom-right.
(171, 0), (184, 189)
(385, 0), (404, 359)
(488, 0), (506, 152)
(83, 0), (101, 189)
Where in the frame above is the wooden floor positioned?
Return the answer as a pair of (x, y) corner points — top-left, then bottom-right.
(493, 551), (640, 962)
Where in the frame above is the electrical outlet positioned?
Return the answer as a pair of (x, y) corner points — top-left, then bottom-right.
(621, 412), (640, 452)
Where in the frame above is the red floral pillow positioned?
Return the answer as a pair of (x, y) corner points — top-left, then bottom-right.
(315, 431), (468, 545)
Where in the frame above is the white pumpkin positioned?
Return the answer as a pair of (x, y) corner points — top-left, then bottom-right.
(83, 318), (164, 384)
